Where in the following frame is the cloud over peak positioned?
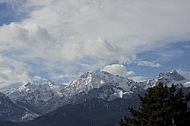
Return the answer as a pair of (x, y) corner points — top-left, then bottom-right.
(101, 64), (135, 77)
(0, 0), (190, 88)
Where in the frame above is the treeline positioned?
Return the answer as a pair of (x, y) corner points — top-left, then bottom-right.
(119, 83), (190, 126)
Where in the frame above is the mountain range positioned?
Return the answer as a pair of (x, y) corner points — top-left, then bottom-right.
(0, 69), (190, 126)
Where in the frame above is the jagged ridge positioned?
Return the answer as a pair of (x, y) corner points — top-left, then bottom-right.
(2, 69), (190, 121)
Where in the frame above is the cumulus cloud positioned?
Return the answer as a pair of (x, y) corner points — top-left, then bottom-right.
(0, 0), (190, 87)
(101, 64), (135, 77)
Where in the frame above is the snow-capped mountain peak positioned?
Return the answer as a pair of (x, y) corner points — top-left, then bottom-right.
(3, 81), (65, 109)
(145, 69), (189, 88)
(67, 71), (131, 91)
(158, 69), (185, 81)
(18, 82), (34, 92)
(2, 69), (190, 120)
(63, 70), (141, 101)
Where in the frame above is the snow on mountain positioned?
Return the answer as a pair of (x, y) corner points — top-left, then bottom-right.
(184, 81), (190, 87)
(145, 69), (190, 89)
(0, 92), (38, 122)
(2, 69), (190, 119)
(63, 71), (140, 98)
(57, 71), (144, 104)
(3, 71), (144, 115)
(31, 71), (143, 114)
(4, 81), (65, 114)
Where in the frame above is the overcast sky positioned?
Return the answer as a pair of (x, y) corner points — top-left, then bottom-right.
(0, 0), (190, 88)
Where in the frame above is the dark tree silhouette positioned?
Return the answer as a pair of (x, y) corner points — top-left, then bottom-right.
(119, 83), (190, 126)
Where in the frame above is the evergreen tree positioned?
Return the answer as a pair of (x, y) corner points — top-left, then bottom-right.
(119, 83), (190, 126)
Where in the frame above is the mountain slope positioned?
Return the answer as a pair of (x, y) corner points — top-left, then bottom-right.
(4, 71), (144, 115)
(4, 81), (65, 114)
(144, 69), (190, 89)
(38, 71), (145, 113)
(4, 96), (139, 126)
(0, 92), (37, 122)
(2, 69), (190, 122)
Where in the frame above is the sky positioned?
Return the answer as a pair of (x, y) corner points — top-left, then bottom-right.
(0, 0), (190, 88)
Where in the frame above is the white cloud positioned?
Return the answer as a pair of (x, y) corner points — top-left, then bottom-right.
(128, 76), (147, 82)
(32, 76), (42, 82)
(0, 54), (31, 88)
(0, 0), (190, 87)
(137, 60), (162, 68)
(83, 38), (121, 59)
(0, 69), (30, 88)
(101, 64), (135, 77)
(0, 54), (28, 74)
